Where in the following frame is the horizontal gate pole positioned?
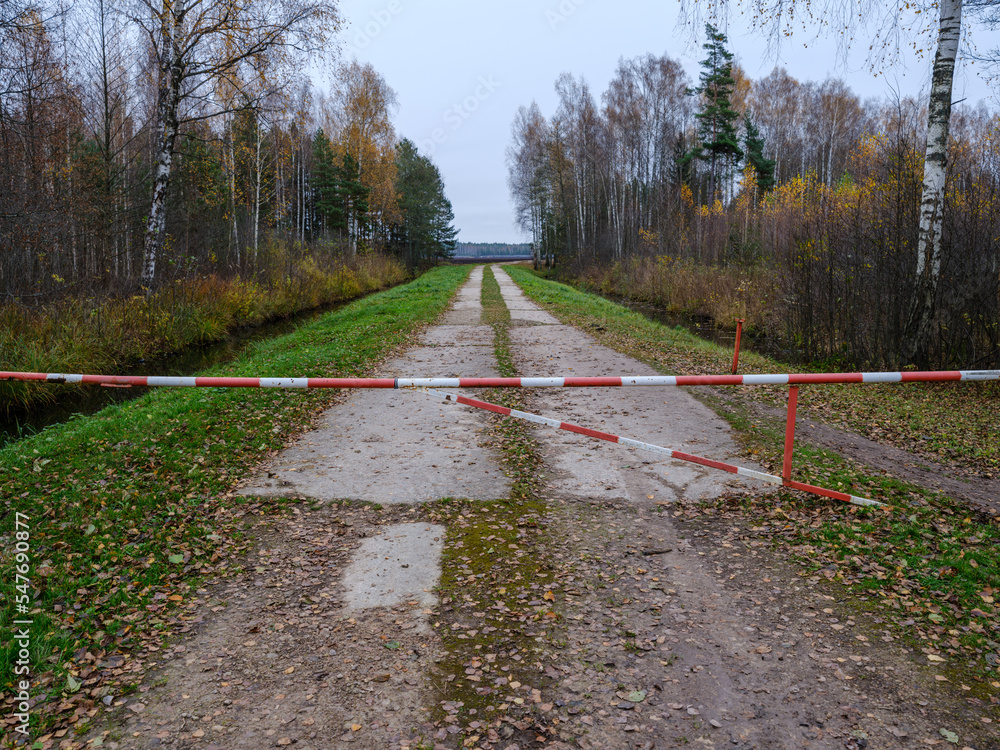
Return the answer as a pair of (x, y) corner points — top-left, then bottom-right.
(2, 369), (998, 389)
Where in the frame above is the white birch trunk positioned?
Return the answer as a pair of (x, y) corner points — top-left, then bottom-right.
(140, 2), (184, 290)
(904, 0), (962, 364)
(228, 121), (240, 270)
(253, 124), (263, 266)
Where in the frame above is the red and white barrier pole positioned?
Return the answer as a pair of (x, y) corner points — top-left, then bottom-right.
(783, 386), (799, 481)
(429, 390), (883, 508)
(732, 318), (745, 375)
(0, 368), (920, 507)
(2, 369), (998, 389)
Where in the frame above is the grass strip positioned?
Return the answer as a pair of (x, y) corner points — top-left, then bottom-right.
(505, 266), (1000, 688)
(423, 266), (564, 746)
(0, 264), (471, 742)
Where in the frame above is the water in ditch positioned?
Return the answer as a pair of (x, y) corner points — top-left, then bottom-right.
(0, 305), (339, 448)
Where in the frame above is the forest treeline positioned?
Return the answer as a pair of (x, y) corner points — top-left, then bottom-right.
(0, 1), (457, 304)
(507, 30), (1000, 369)
(0, 1), (459, 412)
(454, 242), (532, 257)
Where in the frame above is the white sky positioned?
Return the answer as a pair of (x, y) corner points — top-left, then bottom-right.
(335, 0), (998, 244)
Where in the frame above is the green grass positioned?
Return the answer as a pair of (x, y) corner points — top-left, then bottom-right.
(0, 264), (471, 741)
(505, 265), (1000, 686)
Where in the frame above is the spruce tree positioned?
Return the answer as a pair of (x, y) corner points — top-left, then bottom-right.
(691, 23), (743, 202)
(743, 114), (776, 193)
(313, 130), (346, 234)
(391, 139), (457, 265)
(313, 129), (370, 246)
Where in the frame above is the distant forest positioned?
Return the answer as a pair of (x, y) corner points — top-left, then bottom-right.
(454, 242), (532, 257)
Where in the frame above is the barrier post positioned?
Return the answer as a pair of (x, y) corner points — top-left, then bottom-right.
(783, 386), (799, 481)
(731, 319), (745, 374)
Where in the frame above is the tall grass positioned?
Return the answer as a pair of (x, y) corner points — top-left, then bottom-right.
(571, 255), (782, 335)
(0, 251), (409, 413)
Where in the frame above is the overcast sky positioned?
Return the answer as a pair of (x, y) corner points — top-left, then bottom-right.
(335, 0), (997, 244)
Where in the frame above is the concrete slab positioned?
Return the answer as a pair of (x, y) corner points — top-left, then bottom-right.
(439, 266), (484, 325)
(419, 325), (495, 347)
(492, 267), (560, 325)
(342, 522), (445, 614)
(240, 265), (510, 504)
(493, 266), (754, 505)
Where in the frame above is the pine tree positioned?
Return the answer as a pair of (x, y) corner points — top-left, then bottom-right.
(391, 139), (457, 265)
(742, 114), (775, 193)
(312, 129), (370, 245)
(691, 23), (743, 202)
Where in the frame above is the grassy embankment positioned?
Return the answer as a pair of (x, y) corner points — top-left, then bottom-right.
(1, 253), (409, 415)
(0, 264), (471, 744)
(506, 266), (1000, 689)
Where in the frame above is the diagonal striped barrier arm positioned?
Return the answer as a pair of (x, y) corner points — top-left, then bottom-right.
(428, 390), (883, 509)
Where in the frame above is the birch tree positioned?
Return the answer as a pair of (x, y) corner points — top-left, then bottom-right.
(129, 0), (339, 288)
(506, 102), (551, 269)
(330, 61), (399, 253)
